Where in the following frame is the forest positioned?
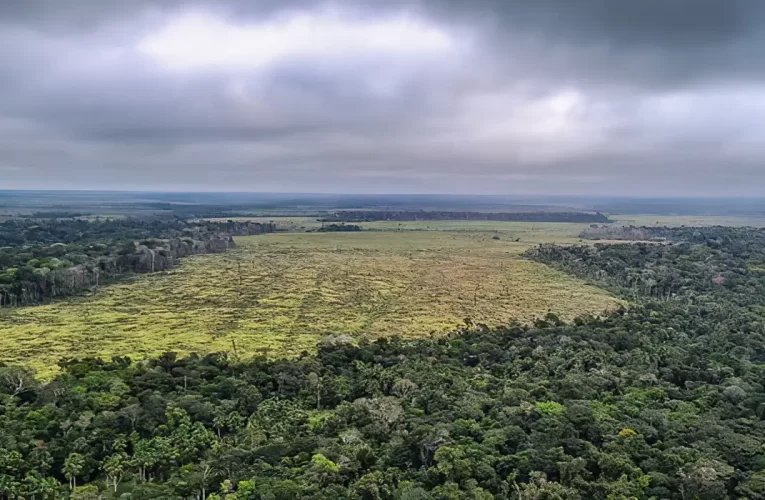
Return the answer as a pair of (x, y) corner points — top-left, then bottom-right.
(1, 225), (765, 498)
(0, 218), (275, 307)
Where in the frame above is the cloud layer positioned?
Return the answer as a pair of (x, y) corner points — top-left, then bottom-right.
(1, 0), (764, 195)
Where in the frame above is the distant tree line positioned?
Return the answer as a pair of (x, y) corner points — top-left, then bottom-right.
(576, 224), (738, 242)
(0, 218), (273, 248)
(0, 218), (275, 307)
(317, 223), (363, 232)
(319, 211), (611, 224)
(23, 212), (88, 219)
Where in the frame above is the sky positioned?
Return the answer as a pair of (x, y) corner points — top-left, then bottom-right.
(1, 0), (764, 196)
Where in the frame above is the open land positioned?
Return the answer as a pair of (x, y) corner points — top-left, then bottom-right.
(0, 223), (622, 377)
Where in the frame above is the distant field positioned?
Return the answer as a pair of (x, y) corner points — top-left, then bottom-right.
(208, 214), (765, 230)
(612, 215), (765, 227)
(202, 216), (598, 239)
(0, 228), (621, 377)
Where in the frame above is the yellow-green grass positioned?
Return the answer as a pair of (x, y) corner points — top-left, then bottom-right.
(0, 230), (622, 377)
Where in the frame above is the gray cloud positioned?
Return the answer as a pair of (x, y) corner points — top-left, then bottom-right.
(1, 0), (764, 195)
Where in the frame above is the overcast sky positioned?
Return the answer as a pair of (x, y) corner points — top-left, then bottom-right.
(1, 0), (764, 195)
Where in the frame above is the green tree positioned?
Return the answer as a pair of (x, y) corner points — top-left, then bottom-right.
(63, 452), (85, 491)
(103, 452), (128, 492)
(308, 454), (340, 487)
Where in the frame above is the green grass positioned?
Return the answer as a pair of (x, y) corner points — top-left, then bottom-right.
(0, 227), (623, 377)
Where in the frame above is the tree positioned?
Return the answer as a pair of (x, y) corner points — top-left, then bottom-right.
(132, 435), (172, 482)
(307, 454), (340, 487)
(164, 406), (214, 464)
(21, 470), (59, 499)
(679, 459), (734, 500)
(63, 453), (85, 491)
(103, 451), (128, 492)
(516, 471), (581, 500)
(392, 379), (418, 400)
(119, 403), (142, 430)
(353, 471), (395, 500)
(434, 446), (472, 483)
(0, 366), (36, 397)
(736, 470), (765, 498)
(306, 372), (322, 409)
(236, 480), (257, 499)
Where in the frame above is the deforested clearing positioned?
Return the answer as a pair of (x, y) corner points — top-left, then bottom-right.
(0, 230), (622, 376)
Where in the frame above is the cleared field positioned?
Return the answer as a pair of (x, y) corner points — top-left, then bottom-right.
(0, 229), (622, 377)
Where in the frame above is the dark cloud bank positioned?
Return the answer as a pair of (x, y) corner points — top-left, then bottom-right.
(1, 0), (764, 195)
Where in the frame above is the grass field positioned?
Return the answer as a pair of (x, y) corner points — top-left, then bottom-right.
(0, 227), (622, 377)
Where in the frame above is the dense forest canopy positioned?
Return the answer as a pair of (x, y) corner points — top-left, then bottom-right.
(1, 225), (765, 497)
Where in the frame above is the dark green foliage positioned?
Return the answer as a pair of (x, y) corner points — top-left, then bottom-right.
(317, 224), (363, 232)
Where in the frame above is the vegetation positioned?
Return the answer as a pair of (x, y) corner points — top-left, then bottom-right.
(0, 230), (620, 377)
(319, 211), (611, 224)
(3, 225), (765, 497)
(611, 215), (765, 228)
(574, 224), (761, 242)
(200, 218), (606, 237)
(0, 219), (275, 307)
(5, 212), (765, 498)
(317, 224), (363, 232)
(528, 225), (765, 302)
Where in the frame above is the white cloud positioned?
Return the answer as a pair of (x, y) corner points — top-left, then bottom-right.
(138, 9), (456, 71)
